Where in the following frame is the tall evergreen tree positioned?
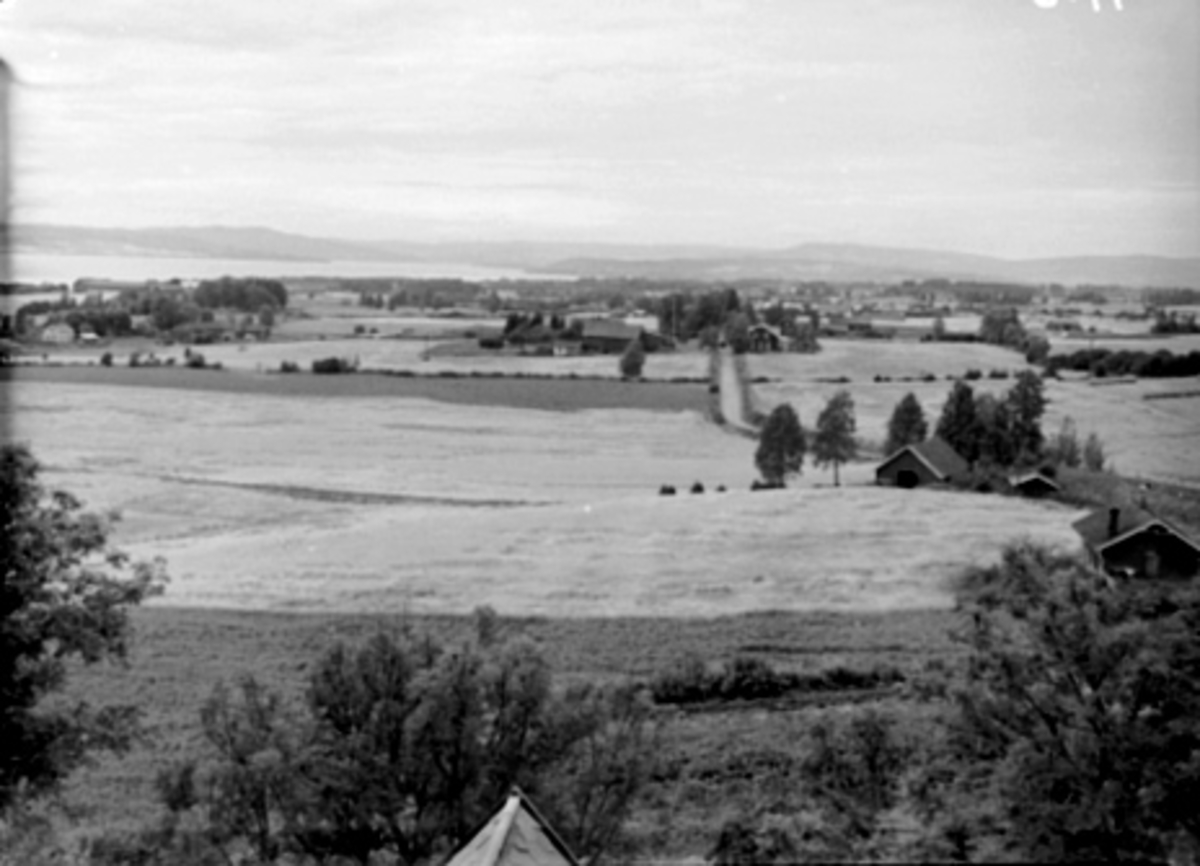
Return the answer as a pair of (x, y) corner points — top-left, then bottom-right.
(813, 391), (857, 487)
(974, 392), (1016, 467)
(884, 392), (929, 455)
(755, 404), (806, 487)
(1005, 370), (1047, 462)
(935, 381), (981, 463)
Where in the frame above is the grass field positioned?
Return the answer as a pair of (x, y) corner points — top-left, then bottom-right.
(1, 364), (710, 413)
(25, 335), (713, 381)
(56, 605), (961, 848)
(742, 342), (1200, 483)
(8, 330), (1195, 858)
(4, 375), (1085, 617)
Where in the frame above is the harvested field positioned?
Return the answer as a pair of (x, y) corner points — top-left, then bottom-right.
(3, 377), (1085, 616)
(26, 335), (713, 381)
(0, 364), (709, 413)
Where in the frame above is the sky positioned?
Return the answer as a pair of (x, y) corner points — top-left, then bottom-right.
(1, 0), (1197, 258)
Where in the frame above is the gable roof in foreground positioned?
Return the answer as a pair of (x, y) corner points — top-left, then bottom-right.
(1072, 506), (1200, 556)
(877, 436), (969, 481)
(443, 789), (579, 866)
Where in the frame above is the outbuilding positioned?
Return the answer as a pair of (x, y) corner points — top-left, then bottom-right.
(1072, 506), (1200, 580)
(580, 319), (642, 354)
(443, 789), (579, 866)
(875, 437), (969, 488)
(1009, 470), (1062, 498)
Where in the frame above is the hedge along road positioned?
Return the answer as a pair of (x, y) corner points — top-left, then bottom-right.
(0, 365), (711, 414)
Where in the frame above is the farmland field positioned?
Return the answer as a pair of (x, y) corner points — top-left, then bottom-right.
(7, 332), (1194, 857)
(3, 370), (1085, 616)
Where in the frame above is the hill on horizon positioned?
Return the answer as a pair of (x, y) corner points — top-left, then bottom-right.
(7, 224), (1200, 289)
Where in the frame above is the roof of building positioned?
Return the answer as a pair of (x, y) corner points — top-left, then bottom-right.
(1071, 506), (1200, 555)
(877, 436), (969, 481)
(1009, 471), (1062, 493)
(581, 319), (641, 341)
(443, 790), (579, 866)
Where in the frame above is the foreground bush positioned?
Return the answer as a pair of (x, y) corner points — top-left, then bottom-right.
(90, 611), (659, 865)
(916, 544), (1200, 862)
(0, 446), (164, 811)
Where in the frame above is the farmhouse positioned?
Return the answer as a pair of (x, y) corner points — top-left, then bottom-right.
(39, 322), (75, 344)
(875, 437), (969, 488)
(443, 789), (579, 866)
(580, 319), (641, 354)
(747, 323), (784, 352)
(1009, 470), (1062, 498)
(1072, 506), (1200, 580)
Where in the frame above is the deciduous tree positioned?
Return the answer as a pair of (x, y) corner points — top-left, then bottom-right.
(755, 404), (806, 487)
(935, 545), (1200, 863)
(812, 391), (857, 486)
(619, 337), (645, 379)
(0, 445), (164, 809)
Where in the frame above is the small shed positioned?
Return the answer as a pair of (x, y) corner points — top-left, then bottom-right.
(875, 437), (969, 488)
(1009, 470), (1062, 498)
(442, 789), (579, 866)
(1072, 506), (1200, 580)
(580, 319), (641, 354)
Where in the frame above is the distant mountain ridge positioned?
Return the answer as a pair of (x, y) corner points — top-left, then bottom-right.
(8, 224), (1200, 288)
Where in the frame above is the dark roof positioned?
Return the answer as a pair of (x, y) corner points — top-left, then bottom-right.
(878, 436), (969, 481)
(1071, 506), (1200, 554)
(581, 319), (641, 341)
(748, 323), (783, 338)
(1009, 471), (1062, 493)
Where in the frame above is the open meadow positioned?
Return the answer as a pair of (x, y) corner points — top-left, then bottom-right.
(2, 371), (1085, 616)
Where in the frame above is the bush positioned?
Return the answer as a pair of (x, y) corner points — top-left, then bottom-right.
(311, 356), (355, 374)
(185, 352), (207, 369)
(988, 368), (1009, 379)
(279, 360), (300, 373)
(100, 352), (113, 367)
(964, 368), (982, 380)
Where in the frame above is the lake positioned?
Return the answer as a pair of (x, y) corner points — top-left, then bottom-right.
(8, 253), (568, 286)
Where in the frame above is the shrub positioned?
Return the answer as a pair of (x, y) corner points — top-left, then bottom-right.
(100, 351), (113, 367)
(185, 352), (207, 369)
(964, 368), (982, 380)
(311, 356), (355, 374)
(279, 360), (300, 374)
(988, 368), (1009, 379)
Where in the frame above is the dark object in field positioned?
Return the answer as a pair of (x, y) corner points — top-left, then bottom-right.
(311, 356), (357, 374)
(716, 485), (726, 493)
(691, 482), (705, 494)
(750, 479), (783, 491)
(659, 485), (676, 496)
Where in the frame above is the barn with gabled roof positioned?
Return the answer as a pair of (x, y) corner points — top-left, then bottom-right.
(1072, 506), (1200, 580)
(875, 437), (969, 488)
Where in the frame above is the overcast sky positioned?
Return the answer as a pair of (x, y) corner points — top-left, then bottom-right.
(1, 0), (1196, 258)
